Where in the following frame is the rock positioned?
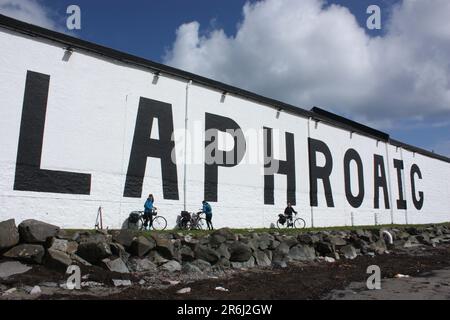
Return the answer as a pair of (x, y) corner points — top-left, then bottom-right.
(327, 236), (347, 246)
(148, 251), (169, 265)
(215, 286), (229, 292)
(76, 241), (112, 264)
(297, 234), (315, 245)
(355, 229), (373, 242)
(288, 245), (316, 261)
(274, 242), (290, 255)
(257, 233), (273, 250)
(231, 256), (255, 269)
(46, 249), (72, 270)
(229, 242), (252, 262)
(152, 235), (174, 259)
(215, 257), (231, 269)
(194, 245), (220, 264)
(182, 235), (199, 249)
(179, 246), (195, 262)
(216, 244), (231, 260)
(129, 236), (155, 257)
(176, 287), (191, 294)
(110, 242), (130, 262)
(18, 219), (60, 243)
(102, 257), (129, 273)
(112, 279), (132, 287)
(417, 234), (433, 245)
(340, 245), (357, 260)
(315, 242), (334, 256)
(268, 239), (281, 250)
(253, 250), (271, 267)
(128, 258), (157, 272)
(324, 256), (336, 263)
(280, 237), (298, 248)
(182, 262), (203, 273)
(370, 240), (387, 254)
(112, 229), (136, 248)
(210, 228), (235, 244)
(49, 238), (78, 254)
(0, 261), (32, 278)
(30, 285), (41, 295)
(70, 253), (92, 266)
(0, 219), (20, 250)
(191, 259), (212, 272)
(272, 259), (287, 268)
(159, 260), (182, 272)
(4, 244), (45, 264)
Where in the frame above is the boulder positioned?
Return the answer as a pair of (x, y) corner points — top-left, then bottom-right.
(182, 235), (199, 249)
(257, 233), (273, 250)
(327, 236), (347, 246)
(315, 242), (334, 256)
(370, 239), (387, 254)
(49, 238), (78, 254)
(76, 241), (112, 264)
(70, 253), (92, 266)
(229, 242), (252, 262)
(253, 250), (271, 267)
(194, 245), (220, 264)
(112, 229), (136, 248)
(210, 228), (235, 245)
(129, 236), (155, 257)
(288, 245), (316, 261)
(191, 259), (212, 272)
(102, 257), (129, 273)
(274, 242), (290, 255)
(216, 244), (231, 260)
(110, 242), (130, 262)
(160, 260), (182, 272)
(18, 219), (60, 243)
(0, 261), (32, 278)
(152, 235), (174, 259)
(4, 244), (45, 264)
(231, 256), (255, 269)
(46, 249), (72, 270)
(0, 219), (20, 251)
(340, 245), (357, 260)
(128, 258), (157, 273)
(179, 246), (195, 262)
(182, 262), (203, 273)
(148, 251), (169, 266)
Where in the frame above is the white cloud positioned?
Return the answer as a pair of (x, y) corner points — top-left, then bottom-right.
(0, 0), (61, 31)
(164, 0), (450, 127)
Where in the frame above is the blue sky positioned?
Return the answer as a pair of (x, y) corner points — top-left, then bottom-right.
(1, 0), (449, 157)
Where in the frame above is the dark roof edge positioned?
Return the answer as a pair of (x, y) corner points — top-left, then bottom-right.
(1, 14), (449, 164)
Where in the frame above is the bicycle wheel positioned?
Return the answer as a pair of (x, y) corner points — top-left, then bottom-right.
(195, 218), (206, 230)
(294, 218), (306, 229)
(152, 216), (167, 231)
(276, 219), (286, 229)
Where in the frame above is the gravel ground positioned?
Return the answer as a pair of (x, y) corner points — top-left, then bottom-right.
(1, 244), (450, 300)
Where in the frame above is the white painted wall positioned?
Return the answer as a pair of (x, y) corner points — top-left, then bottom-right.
(0, 27), (449, 229)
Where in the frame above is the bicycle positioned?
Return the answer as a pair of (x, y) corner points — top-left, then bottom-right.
(276, 213), (306, 229)
(127, 208), (167, 231)
(177, 211), (206, 230)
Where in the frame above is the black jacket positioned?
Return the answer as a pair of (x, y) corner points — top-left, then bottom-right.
(284, 206), (297, 216)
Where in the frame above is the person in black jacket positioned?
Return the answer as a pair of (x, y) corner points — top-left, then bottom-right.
(284, 202), (297, 227)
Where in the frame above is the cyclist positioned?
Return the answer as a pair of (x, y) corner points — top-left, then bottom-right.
(202, 200), (213, 230)
(284, 202), (297, 227)
(143, 194), (156, 229)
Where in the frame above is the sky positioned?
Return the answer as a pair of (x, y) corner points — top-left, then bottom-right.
(1, 0), (449, 157)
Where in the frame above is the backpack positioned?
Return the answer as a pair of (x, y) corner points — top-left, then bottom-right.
(128, 212), (141, 223)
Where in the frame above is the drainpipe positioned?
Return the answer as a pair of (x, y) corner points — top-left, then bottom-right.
(307, 117), (314, 228)
(183, 80), (192, 211)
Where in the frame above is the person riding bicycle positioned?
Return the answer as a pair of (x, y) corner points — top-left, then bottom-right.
(143, 194), (156, 229)
(284, 202), (297, 226)
(202, 200), (213, 230)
